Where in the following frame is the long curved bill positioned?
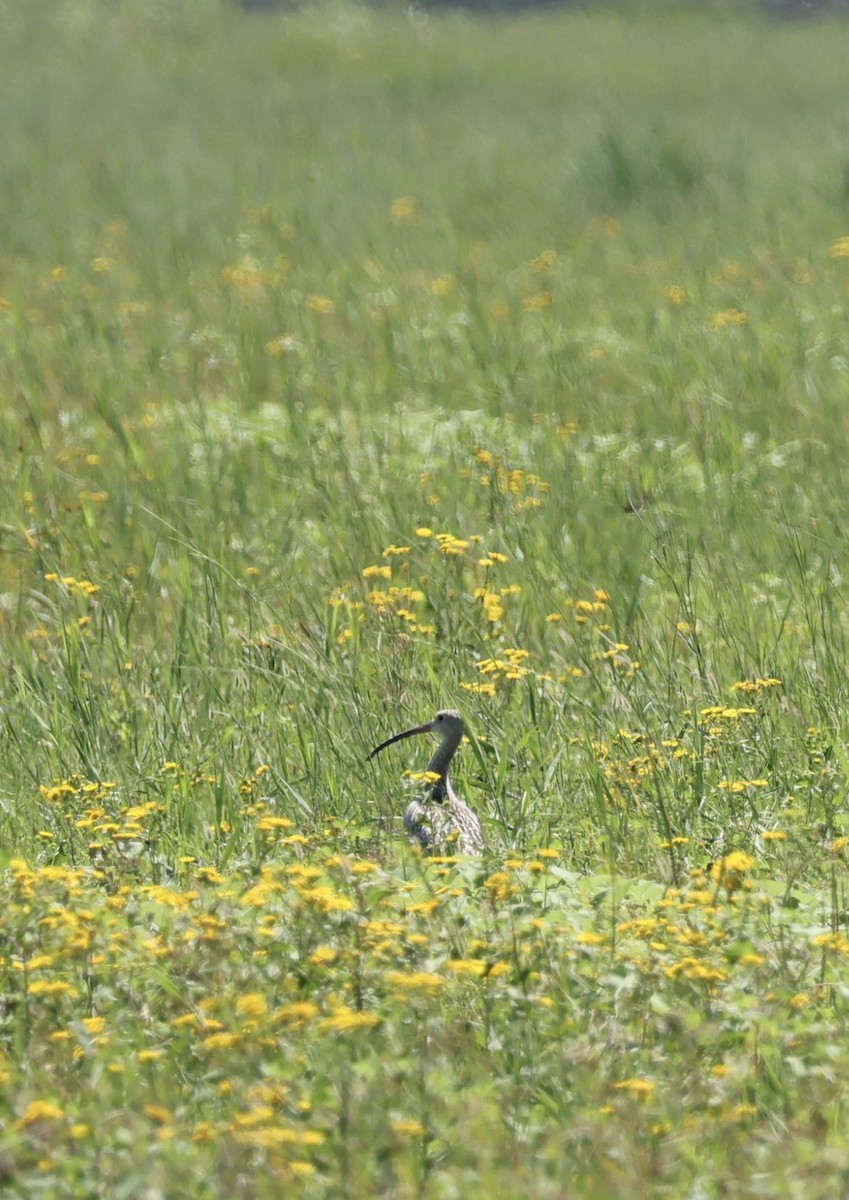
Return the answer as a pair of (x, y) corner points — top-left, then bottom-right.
(368, 721), (434, 760)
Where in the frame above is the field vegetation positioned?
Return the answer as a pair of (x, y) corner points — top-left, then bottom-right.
(2, 2), (849, 1195)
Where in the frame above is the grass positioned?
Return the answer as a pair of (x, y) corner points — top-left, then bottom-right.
(3, 0), (849, 1194)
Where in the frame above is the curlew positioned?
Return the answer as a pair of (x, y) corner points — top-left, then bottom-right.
(368, 708), (485, 855)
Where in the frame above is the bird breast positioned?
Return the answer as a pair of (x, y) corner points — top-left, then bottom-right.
(403, 798), (484, 855)
(404, 799), (439, 849)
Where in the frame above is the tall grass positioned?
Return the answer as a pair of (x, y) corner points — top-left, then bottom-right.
(3, 3), (849, 1195)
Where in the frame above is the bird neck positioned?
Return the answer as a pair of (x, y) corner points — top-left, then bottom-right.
(426, 733), (461, 803)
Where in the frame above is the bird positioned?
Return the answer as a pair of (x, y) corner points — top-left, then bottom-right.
(368, 708), (485, 855)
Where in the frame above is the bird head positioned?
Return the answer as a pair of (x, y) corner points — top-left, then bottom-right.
(368, 708), (465, 759)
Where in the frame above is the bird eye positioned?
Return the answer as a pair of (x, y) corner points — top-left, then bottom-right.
(436, 714), (443, 721)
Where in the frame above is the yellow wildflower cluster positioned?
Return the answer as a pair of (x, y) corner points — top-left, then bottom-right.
(710, 851), (756, 893)
(594, 641), (640, 673)
(0, 826), (841, 1190)
(730, 677), (782, 693)
(476, 647), (533, 683)
(523, 290), (552, 313)
(389, 195), (420, 223)
(698, 705), (757, 735)
(710, 308), (747, 329)
(473, 585), (509, 624)
(43, 573), (100, 597)
(595, 732), (679, 799)
(219, 257), (284, 295)
(435, 531), (471, 555)
(597, 727), (694, 791)
(331, 531), (529, 646)
(531, 249), (558, 272)
(475, 449), (550, 509)
(366, 583), (431, 634)
(559, 589), (610, 625)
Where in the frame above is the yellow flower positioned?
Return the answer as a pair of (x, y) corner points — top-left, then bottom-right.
(265, 333), (299, 356)
(297, 886), (354, 914)
(144, 888), (195, 917)
(460, 681), (496, 697)
(309, 946), (338, 966)
(256, 816), (294, 832)
(306, 295), (335, 315)
(483, 871), (515, 899)
(613, 1078), (654, 1097)
(444, 959), (486, 977)
(718, 778), (768, 793)
(522, 290), (551, 313)
(576, 931), (608, 946)
(389, 195), (420, 223)
(436, 533), (469, 555)
(232, 1106), (275, 1128)
(716, 851), (755, 874)
(317, 1008), (380, 1033)
(144, 1105), (173, 1124)
(710, 308), (747, 329)
(231, 1127), (324, 1148)
(709, 849), (757, 897)
(21, 954), (53, 971)
(200, 1032), (242, 1051)
(240, 875), (284, 907)
(27, 980), (78, 998)
(273, 1002), (320, 1026)
(235, 994), (268, 1020)
(15, 1101), (64, 1127)
(731, 677), (782, 692)
(531, 250), (557, 272)
(392, 1119), (425, 1137)
(386, 970), (444, 995)
(430, 274), (455, 295)
(723, 1103), (758, 1121)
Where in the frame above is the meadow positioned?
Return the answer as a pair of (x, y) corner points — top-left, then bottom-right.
(3, 1), (849, 1194)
